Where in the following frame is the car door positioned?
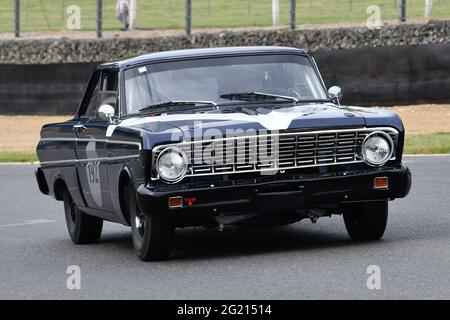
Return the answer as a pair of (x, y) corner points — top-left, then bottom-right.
(75, 70), (119, 212)
(37, 118), (86, 209)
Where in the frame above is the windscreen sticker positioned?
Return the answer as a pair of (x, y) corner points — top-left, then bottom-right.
(138, 66), (148, 74)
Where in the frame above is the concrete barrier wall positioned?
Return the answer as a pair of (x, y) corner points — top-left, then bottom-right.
(1, 20), (448, 64)
(1, 43), (449, 115)
(0, 63), (97, 115)
(315, 43), (450, 106)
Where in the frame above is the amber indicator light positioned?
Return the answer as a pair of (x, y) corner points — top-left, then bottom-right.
(168, 197), (183, 208)
(374, 177), (389, 189)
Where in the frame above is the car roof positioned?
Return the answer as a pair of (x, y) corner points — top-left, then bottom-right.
(97, 46), (307, 70)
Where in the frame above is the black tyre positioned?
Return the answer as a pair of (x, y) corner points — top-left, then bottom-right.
(343, 201), (388, 241)
(125, 182), (175, 261)
(63, 191), (103, 244)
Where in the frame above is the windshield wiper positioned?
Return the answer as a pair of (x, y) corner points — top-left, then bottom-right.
(139, 100), (218, 113)
(220, 92), (300, 103)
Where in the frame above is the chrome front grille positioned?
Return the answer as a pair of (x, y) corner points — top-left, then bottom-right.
(152, 127), (399, 180)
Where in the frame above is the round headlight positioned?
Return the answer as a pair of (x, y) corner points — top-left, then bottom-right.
(362, 131), (394, 166)
(156, 147), (188, 183)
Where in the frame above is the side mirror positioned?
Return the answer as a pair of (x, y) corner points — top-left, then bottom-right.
(328, 86), (343, 105)
(98, 104), (115, 122)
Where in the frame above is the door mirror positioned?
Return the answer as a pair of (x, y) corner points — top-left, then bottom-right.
(328, 86), (343, 105)
(98, 104), (115, 122)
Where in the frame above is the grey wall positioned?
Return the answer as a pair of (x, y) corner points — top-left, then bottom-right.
(0, 63), (96, 115)
(0, 20), (448, 64)
(1, 43), (449, 115)
(315, 43), (450, 106)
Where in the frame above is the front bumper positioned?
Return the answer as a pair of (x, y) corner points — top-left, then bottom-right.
(137, 164), (411, 223)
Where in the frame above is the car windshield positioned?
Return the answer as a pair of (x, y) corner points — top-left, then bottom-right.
(124, 54), (328, 115)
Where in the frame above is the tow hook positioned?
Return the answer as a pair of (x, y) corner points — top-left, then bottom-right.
(310, 216), (319, 224)
(306, 208), (328, 224)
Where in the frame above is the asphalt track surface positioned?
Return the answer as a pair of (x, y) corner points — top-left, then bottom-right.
(0, 155), (449, 299)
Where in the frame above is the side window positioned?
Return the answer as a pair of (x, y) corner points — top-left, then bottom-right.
(98, 71), (119, 116)
(79, 70), (118, 119)
(84, 77), (101, 118)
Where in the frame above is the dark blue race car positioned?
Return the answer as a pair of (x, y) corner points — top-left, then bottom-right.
(36, 47), (412, 261)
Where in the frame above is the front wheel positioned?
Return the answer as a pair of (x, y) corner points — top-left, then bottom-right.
(343, 201), (388, 241)
(63, 191), (103, 244)
(126, 182), (175, 261)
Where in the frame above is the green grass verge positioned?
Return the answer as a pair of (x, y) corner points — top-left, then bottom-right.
(0, 0), (449, 33)
(404, 132), (450, 155)
(0, 152), (38, 163)
(0, 133), (448, 162)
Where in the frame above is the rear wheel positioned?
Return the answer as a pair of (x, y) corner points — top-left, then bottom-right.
(343, 201), (388, 241)
(125, 182), (175, 261)
(63, 191), (103, 244)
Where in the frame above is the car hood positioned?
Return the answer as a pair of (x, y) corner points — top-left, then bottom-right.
(110, 103), (403, 145)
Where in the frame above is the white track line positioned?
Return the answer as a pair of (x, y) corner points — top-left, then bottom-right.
(404, 154), (450, 157)
(0, 219), (55, 228)
(0, 162), (38, 165)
